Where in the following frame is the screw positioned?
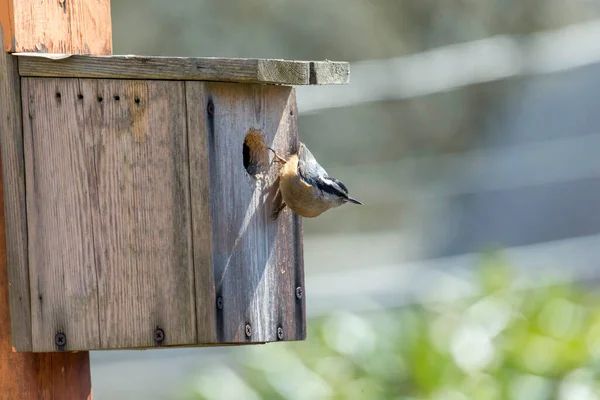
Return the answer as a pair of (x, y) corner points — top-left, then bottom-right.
(207, 101), (214, 116)
(216, 296), (223, 310)
(154, 328), (165, 343)
(55, 333), (66, 347)
(277, 327), (284, 340)
(295, 286), (303, 299)
(245, 324), (252, 338)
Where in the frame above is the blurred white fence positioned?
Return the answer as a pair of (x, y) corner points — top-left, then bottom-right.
(297, 19), (600, 114)
(305, 232), (600, 316)
(91, 19), (600, 399)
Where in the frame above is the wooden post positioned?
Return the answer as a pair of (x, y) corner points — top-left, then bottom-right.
(0, 0), (111, 398)
(0, 0), (112, 53)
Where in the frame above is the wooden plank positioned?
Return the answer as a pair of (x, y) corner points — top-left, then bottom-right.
(16, 54), (350, 85)
(84, 79), (196, 349)
(1, 0), (112, 53)
(185, 82), (217, 343)
(1, 215), (92, 397)
(310, 61), (350, 85)
(285, 95), (307, 342)
(187, 81), (305, 343)
(0, 79), (92, 396)
(0, 25), (31, 351)
(22, 77), (101, 352)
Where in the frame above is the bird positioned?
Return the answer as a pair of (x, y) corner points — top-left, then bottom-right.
(268, 142), (362, 218)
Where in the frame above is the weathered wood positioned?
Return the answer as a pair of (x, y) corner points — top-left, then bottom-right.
(20, 78), (197, 351)
(16, 54), (350, 85)
(1, 0), (99, 395)
(10, 77), (305, 351)
(187, 81), (305, 343)
(286, 99), (307, 342)
(185, 83), (218, 343)
(83, 79), (196, 349)
(22, 77), (101, 352)
(0, 125), (93, 398)
(0, 24), (31, 351)
(310, 61), (350, 85)
(0, 0), (112, 53)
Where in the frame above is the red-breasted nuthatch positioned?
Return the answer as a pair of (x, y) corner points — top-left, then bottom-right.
(269, 142), (362, 218)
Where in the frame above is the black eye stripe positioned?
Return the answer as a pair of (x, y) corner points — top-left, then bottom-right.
(317, 178), (348, 198)
(330, 177), (349, 193)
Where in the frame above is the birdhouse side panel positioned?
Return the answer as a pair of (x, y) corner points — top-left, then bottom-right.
(187, 81), (305, 344)
(0, 45), (32, 351)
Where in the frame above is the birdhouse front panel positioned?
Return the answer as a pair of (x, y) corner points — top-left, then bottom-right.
(187, 82), (303, 344)
(16, 77), (304, 351)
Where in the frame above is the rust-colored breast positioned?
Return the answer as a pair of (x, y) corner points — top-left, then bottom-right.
(279, 155), (330, 218)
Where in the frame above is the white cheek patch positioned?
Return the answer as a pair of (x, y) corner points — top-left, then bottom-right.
(319, 189), (345, 207)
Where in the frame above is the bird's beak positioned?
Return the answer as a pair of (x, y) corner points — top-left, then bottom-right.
(347, 197), (363, 205)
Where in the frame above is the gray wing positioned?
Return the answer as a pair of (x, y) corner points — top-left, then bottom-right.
(297, 142), (328, 187)
(297, 142), (350, 198)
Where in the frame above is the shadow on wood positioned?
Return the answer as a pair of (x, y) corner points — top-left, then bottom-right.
(9, 77), (305, 351)
(1, 40), (351, 353)
(189, 82), (303, 344)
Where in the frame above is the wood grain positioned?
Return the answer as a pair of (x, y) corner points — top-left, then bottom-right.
(1, 223), (92, 398)
(0, 24), (31, 351)
(17, 54), (350, 85)
(0, 4), (94, 398)
(185, 82), (217, 343)
(0, 1), (15, 53)
(84, 79), (196, 349)
(36, 352), (93, 400)
(0, 78), (92, 396)
(14, 77), (305, 351)
(285, 95), (307, 342)
(1, 0), (112, 53)
(22, 77), (101, 352)
(187, 81), (305, 343)
(310, 61), (350, 85)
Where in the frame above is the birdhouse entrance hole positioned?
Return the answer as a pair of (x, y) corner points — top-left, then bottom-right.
(1, 52), (349, 352)
(243, 129), (269, 179)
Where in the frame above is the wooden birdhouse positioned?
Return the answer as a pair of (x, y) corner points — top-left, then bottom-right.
(0, 53), (349, 352)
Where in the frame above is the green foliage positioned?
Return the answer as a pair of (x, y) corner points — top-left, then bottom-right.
(184, 257), (600, 399)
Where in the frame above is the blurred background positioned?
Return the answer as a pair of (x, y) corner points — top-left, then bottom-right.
(92, 1), (600, 398)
